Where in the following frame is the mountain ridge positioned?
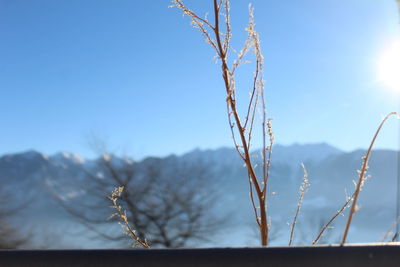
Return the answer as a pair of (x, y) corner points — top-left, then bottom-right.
(0, 143), (397, 248)
(1, 142), (343, 165)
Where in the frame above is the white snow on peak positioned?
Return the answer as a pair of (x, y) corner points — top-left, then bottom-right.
(122, 157), (133, 165)
(102, 153), (111, 161)
(53, 152), (86, 164)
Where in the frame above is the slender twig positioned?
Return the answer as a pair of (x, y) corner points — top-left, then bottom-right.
(108, 186), (150, 248)
(173, 0), (271, 246)
(227, 104), (246, 160)
(313, 113), (399, 245)
(248, 171), (260, 227)
(313, 113), (398, 245)
(212, 0), (268, 245)
(171, 0), (215, 30)
(171, 0), (218, 51)
(312, 192), (353, 245)
(246, 89), (259, 149)
(380, 216), (400, 242)
(289, 163), (310, 246)
(222, 0), (231, 54)
(341, 112), (398, 245)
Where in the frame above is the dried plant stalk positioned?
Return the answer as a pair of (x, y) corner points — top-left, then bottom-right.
(108, 186), (150, 248)
(341, 112), (398, 244)
(380, 217), (400, 242)
(171, 0), (272, 246)
(288, 163), (310, 246)
(312, 191), (353, 245)
(313, 112), (398, 245)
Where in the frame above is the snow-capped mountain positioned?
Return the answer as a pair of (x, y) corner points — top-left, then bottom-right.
(0, 143), (397, 248)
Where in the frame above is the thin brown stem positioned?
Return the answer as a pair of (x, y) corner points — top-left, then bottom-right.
(172, 0), (215, 30)
(380, 216), (400, 242)
(341, 112), (398, 245)
(173, 0), (269, 246)
(246, 89), (259, 149)
(312, 192), (353, 245)
(248, 171), (260, 227)
(223, 0), (231, 54)
(289, 163), (309, 246)
(109, 187), (150, 249)
(227, 104), (245, 161)
(212, 0), (268, 246)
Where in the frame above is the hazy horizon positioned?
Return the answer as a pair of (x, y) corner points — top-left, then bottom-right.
(2, 141), (400, 162)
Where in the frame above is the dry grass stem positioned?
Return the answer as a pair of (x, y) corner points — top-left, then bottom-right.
(288, 163), (310, 246)
(312, 191), (354, 245)
(313, 112), (398, 245)
(341, 112), (398, 244)
(172, 0), (272, 246)
(380, 217), (400, 242)
(108, 186), (150, 248)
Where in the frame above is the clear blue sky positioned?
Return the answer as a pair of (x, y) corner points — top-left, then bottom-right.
(1, 0), (400, 159)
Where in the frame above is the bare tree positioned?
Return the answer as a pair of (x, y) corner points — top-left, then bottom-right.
(0, 192), (28, 249)
(0, 220), (26, 249)
(56, 152), (225, 248)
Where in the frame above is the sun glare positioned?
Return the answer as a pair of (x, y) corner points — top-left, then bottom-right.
(378, 40), (400, 93)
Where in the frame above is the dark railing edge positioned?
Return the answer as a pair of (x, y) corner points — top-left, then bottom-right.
(1, 243), (400, 267)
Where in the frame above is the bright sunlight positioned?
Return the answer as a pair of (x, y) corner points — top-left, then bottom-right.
(378, 40), (400, 93)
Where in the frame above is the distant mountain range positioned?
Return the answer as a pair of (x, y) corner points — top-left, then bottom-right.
(0, 143), (398, 248)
